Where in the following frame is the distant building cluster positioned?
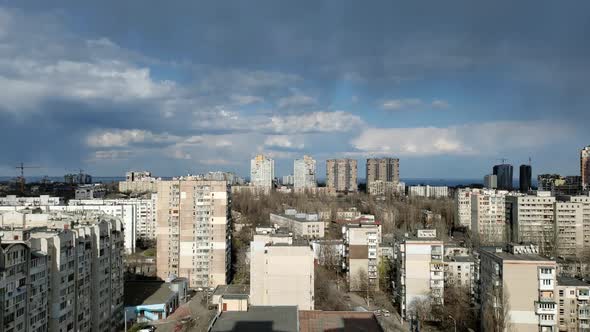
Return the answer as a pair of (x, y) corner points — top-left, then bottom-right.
(408, 185), (449, 198)
(119, 171), (160, 193)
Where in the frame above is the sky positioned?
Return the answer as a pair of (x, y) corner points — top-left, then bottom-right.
(0, 1), (588, 179)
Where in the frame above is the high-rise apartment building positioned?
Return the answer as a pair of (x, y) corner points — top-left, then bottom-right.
(506, 193), (556, 255)
(326, 159), (357, 192)
(484, 174), (497, 189)
(493, 164), (514, 191)
(394, 230), (444, 320)
(156, 178), (231, 288)
(0, 211), (125, 332)
(294, 155), (317, 189)
(556, 277), (590, 331)
(479, 244), (557, 331)
(250, 154), (274, 188)
(582, 146), (590, 190)
(471, 190), (507, 244)
(520, 164), (532, 193)
(455, 188), (475, 229)
(250, 243), (314, 310)
(564, 195), (590, 250)
(366, 158), (399, 186)
(343, 223), (381, 291)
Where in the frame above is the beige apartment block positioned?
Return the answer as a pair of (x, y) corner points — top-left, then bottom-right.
(294, 155), (317, 189)
(366, 158), (399, 195)
(556, 277), (590, 331)
(270, 210), (324, 239)
(565, 196), (590, 250)
(249, 244), (314, 310)
(344, 224), (381, 292)
(507, 193), (556, 255)
(444, 256), (475, 297)
(394, 231), (444, 320)
(479, 245), (557, 332)
(471, 190), (507, 245)
(156, 178), (231, 289)
(554, 202), (584, 258)
(326, 159), (357, 192)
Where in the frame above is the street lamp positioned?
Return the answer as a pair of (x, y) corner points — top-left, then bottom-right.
(448, 314), (457, 332)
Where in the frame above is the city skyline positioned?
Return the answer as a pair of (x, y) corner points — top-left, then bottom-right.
(0, 2), (589, 178)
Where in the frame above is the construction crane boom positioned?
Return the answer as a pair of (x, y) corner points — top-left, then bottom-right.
(15, 162), (41, 193)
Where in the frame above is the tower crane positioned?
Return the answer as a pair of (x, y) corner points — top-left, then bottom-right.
(15, 162), (41, 193)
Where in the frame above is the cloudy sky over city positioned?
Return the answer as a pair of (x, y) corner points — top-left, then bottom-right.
(0, 1), (588, 179)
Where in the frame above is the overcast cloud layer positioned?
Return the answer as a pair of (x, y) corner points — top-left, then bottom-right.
(0, 1), (588, 179)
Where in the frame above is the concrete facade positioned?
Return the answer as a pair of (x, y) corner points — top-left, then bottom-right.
(156, 178), (231, 289)
(250, 154), (274, 188)
(343, 224), (381, 291)
(270, 210), (324, 239)
(250, 244), (314, 310)
(507, 193), (557, 255)
(471, 190), (507, 245)
(326, 159), (357, 192)
(294, 155), (317, 189)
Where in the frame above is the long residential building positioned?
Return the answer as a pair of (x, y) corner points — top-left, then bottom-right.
(326, 159), (357, 192)
(250, 154), (274, 188)
(270, 209), (324, 239)
(156, 178), (231, 288)
(0, 195), (63, 206)
(506, 192), (556, 255)
(408, 185), (449, 198)
(479, 244), (557, 332)
(0, 211), (125, 332)
(69, 195), (158, 241)
(119, 171), (159, 193)
(294, 155), (317, 189)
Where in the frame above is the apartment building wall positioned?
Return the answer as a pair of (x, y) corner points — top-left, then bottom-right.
(554, 202), (584, 258)
(156, 179), (231, 289)
(444, 258), (475, 296)
(395, 239), (444, 320)
(250, 245), (314, 310)
(294, 155), (317, 189)
(507, 194), (556, 254)
(0, 242), (31, 332)
(250, 154), (274, 188)
(454, 188), (474, 228)
(0, 195), (63, 206)
(556, 278), (590, 331)
(582, 146), (590, 190)
(326, 159), (357, 192)
(366, 158), (399, 188)
(479, 249), (557, 332)
(344, 225), (380, 291)
(471, 191), (507, 244)
(269, 213), (324, 238)
(566, 196), (590, 251)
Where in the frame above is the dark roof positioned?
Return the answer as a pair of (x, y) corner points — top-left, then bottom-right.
(124, 281), (177, 306)
(212, 285), (250, 297)
(222, 294), (249, 300)
(299, 310), (383, 332)
(558, 276), (590, 287)
(210, 306), (298, 332)
(445, 256), (475, 263)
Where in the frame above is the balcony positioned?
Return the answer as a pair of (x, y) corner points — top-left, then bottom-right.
(580, 321), (590, 329)
(535, 301), (557, 315)
(539, 315), (556, 326)
(579, 290), (590, 301)
(579, 310), (590, 319)
(539, 281), (555, 291)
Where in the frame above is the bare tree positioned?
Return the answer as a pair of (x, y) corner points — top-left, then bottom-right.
(408, 296), (432, 329)
(482, 283), (511, 332)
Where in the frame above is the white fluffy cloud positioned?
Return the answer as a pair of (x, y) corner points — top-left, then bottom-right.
(264, 135), (304, 149)
(351, 121), (569, 156)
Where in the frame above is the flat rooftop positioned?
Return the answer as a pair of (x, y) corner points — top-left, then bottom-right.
(212, 284), (249, 297)
(299, 310), (383, 332)
(482, 248), (553, 262)
(125, 281), (176, 306)
(558, 276), (590, 287)
(445, 256), (475, 263)
(210, 306), (298, 332)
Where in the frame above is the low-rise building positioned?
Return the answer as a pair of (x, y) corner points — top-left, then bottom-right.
(270, 210), (325, 239)
(336, 207), (361, 221)
(124, 279), (187, 322)
(75, 184), (107, 200)
(0, 195), (63, 206)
